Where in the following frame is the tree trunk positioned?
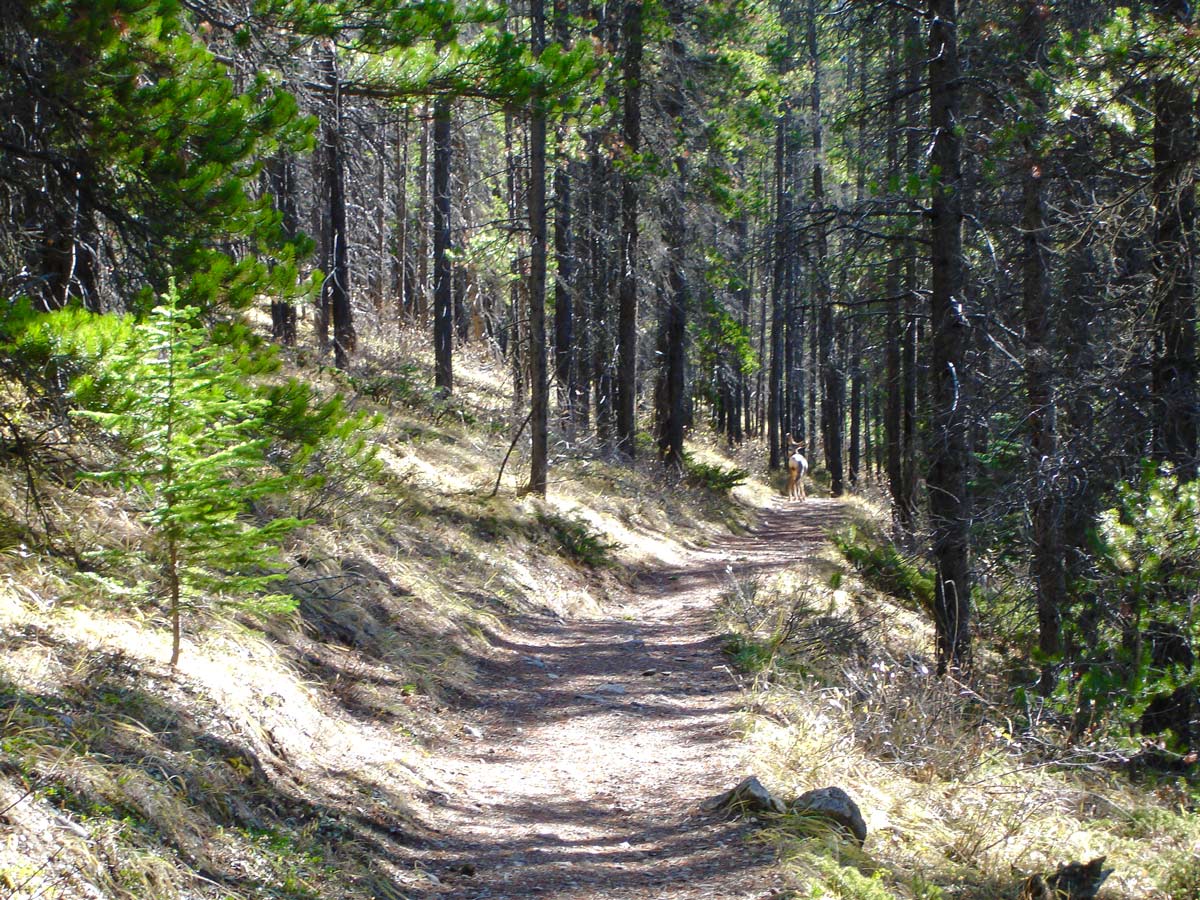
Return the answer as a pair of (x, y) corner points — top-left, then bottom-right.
(885, 35), (905, 523)
(1150, 0), (1198, 479)
(553, 0), (575, 425)
(733, 188), (750, 444)
(528, 0), (550, 495)
(269, 153), (298, 345)
(1019, 0), (1065, 694)
(898, 9), (923, 540)
(453, 124), (470, 345)
(657, 10), (688, 469)
(591, 143), (616, 450)
(168, 530), (181, 667)
(433, 95), (454, 394)
(849, 320), (862, 489)
(614, 0), (643, 457)
(927, 0), (972, 674)
(574, 142), (593, 429)
(416, 105), (431, 321)
(322, 46), (355, 369)
(810, 0), (842, 496)
(394, 110), (412, 321)
(768, 112), (789, 471)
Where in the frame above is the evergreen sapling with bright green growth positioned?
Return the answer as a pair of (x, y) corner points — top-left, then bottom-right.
(76, 281), (305, 666)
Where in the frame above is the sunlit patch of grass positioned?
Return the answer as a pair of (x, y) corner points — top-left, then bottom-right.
(0, 313), (772, 900)
(730, 494), (1197, 900)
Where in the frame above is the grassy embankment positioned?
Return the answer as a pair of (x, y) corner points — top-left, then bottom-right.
(717, 496), (1200, 900)
(2, 315), (1195, 900)
(0, 323), (762, 900)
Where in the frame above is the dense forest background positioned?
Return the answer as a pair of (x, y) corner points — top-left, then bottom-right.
(3, 0), (1199, 763)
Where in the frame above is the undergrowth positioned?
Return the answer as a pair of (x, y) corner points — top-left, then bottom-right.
(536, 510), (621, 568)
(829, 525), (933, 615)
(683, 451), (750, 494)
(724, 499), (1200, 900)
(0, 317), (759, 900)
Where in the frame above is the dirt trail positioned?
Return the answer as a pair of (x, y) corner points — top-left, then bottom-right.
(418, 498), (843, 899)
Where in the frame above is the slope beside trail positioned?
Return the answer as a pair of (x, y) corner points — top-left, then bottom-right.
(414, 497), (845, 899)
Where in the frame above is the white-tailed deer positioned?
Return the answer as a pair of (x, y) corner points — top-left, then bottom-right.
(787, 434), (808, 501)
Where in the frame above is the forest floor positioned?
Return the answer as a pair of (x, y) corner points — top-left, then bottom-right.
(411, 497), (844, 899)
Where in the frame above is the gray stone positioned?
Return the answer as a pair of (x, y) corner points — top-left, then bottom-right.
(792, 786), (867, 845)
(1021, 858), (1111, 900)
(702, 776), (786, 817)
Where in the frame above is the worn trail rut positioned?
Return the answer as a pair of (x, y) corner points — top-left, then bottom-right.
(419, 498), (842, 898)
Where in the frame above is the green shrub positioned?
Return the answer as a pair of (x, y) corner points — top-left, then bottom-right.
(1160, 852), (1200, 900)
(683, 452), (749, 493)
(722, 633), (777, 673)
(1061, 464), (1200, 751)
(830, 526), (934, 614)
(536, 512), (619, 568)
(259, 378), (382, 522)
(344, 365), (477, 425)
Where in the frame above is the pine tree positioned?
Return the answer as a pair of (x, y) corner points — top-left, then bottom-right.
(77, 282), (303, 666)
(1, 0), (313, 315)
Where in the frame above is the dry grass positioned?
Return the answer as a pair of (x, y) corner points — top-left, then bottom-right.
(723, 495), (1199, 900)
(0, 316), (767, 899)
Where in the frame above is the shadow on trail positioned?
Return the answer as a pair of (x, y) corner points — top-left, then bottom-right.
(425, 812), (764, 898)
(636, 496), (848, 589)
(467, 622), (741, 728)
(425, 496), (846, 898)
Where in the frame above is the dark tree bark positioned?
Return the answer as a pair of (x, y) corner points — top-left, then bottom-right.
(314, 149), (331, 352)
(574, 142), (593, 429)
(505, 109), (526, 409)
(885, 20), (905, 524)
(269, 153), (298, 345)
(1150, 0), (1198, 480)
(656, 9), (688, 470)
(849, 319), (862, 489)
(433, 95), (454, 394)
(590, 139), (615, 448)
(321, 46), (355, 369)
(553, 0), (575, 425)
(35, 153), (99, 313)
(898, 10), (923, 540)
(453, 123), (471, 345)
(615, 0), (643, 457)
(927, 0), (972, 674)
(372, 127), (387, 321)
(810, 0), (842, 496)
(807, 278), (819, 455)
(732, 184), (750, 444)
(394, 110), (413, 321)
(1019, 0), (1065, 694)
(552, 168), (574, 418)
(590, 36), (617, 452)
(416, 105), (431, 321)
(768, 111), (789, 471)
(1058, 113), (1102, 650)
(528, 0), (549, 495)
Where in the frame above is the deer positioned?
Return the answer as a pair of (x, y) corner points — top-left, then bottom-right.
(786, 434), (808, 501)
